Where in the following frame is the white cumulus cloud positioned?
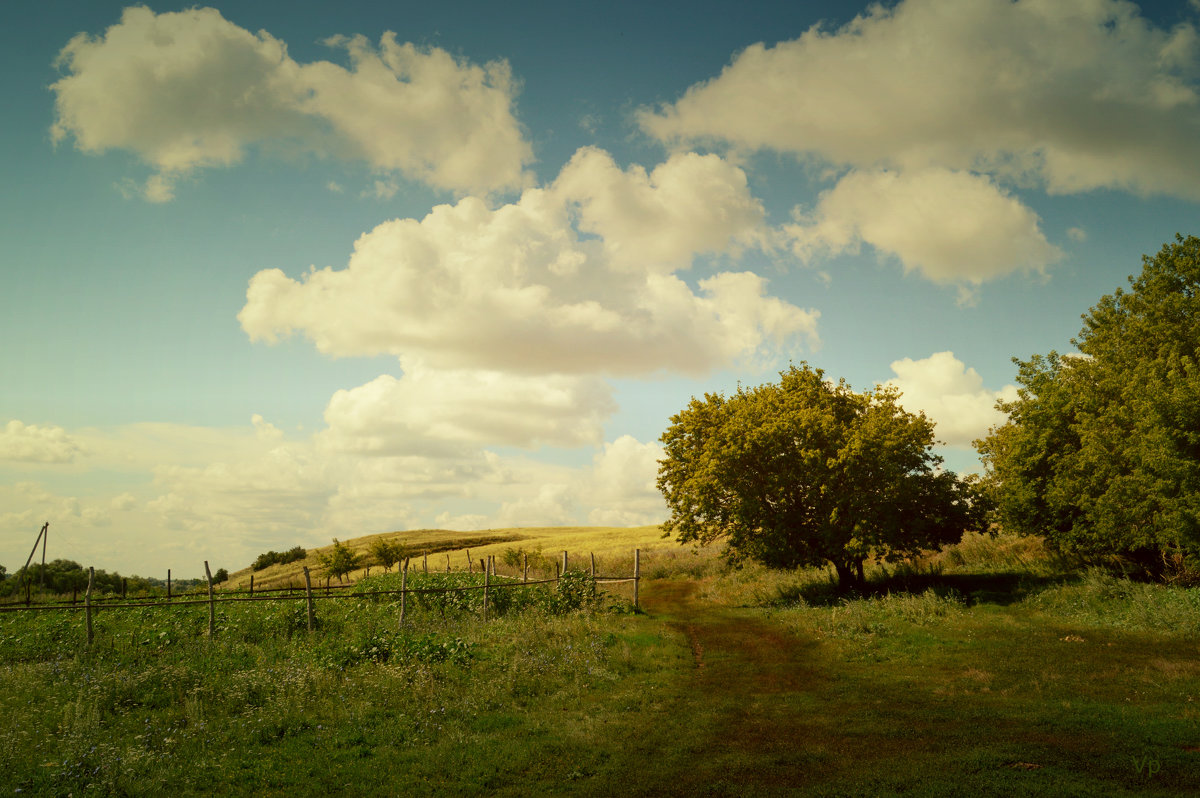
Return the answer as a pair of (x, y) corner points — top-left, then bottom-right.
(318, 365), (617, 456)
(50, 6), (531, 200)
(0, 420), (85, 464)
(239, 148), (818, 375)
(884, 352), (1018, 448)
(639, 0), (1200, 200)
(787, 168), (1061, 295)
(554, 147), (767, 272)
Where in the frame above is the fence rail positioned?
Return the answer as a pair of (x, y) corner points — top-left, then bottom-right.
(0, 549), (643, 645)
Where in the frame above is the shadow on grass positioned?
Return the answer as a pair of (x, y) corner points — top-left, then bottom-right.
(791, 570), (1080, 608)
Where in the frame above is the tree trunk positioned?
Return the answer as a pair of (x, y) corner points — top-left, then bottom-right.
(833, 560), (866, 591)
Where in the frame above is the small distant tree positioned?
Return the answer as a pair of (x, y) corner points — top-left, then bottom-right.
(370, 538), (404, 572)
(320, 539), (362, 583)
(212, 568), (229, 584)
(658, 363), (987, 588)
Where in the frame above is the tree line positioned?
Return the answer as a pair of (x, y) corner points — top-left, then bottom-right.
(0, 559), (227, 598)
(657, 234), (1200, 586)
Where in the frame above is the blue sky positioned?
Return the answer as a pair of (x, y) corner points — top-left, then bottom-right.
(2, 0), (1198, 577)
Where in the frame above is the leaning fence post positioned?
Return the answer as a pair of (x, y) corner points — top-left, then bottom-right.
(466, 549), (473, 573)
(400, 558), (408, 627)
(446, 553), (451, 573)
(634, 549), (640, 612)
(84, 566), (94, 646)
(204, 561), (215, 638)
(303, 567), (315, 632)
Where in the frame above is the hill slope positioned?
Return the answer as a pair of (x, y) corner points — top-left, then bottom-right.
(225, 525), (669, 590)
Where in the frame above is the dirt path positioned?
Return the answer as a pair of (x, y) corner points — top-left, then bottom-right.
(621, 580), (835, 796)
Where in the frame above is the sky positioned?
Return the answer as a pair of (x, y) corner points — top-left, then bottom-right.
(2, 0), (1199, 578)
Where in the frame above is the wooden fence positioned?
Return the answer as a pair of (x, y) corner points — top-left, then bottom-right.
(0, 549), (643, 647)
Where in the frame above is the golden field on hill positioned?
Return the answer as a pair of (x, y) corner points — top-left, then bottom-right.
(224, 525), (672, 590)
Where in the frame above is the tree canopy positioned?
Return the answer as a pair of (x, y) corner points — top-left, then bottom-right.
(977, 235), (1200, 569)
(657, 363), (985, 587)
(320, 539), (362, 583)
(370, 538), (405, 572)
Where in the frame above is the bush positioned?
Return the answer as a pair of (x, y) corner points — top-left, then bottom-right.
(252, 546), (307, 572)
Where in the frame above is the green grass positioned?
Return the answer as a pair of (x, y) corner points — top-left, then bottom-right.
(5, 529), (1200, 795)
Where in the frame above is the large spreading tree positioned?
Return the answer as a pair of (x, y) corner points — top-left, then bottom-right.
(657, 363), (986, 588)
(977, 235), (1200, 570)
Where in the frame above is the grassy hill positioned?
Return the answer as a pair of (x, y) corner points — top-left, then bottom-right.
(225, 525), (672, 590)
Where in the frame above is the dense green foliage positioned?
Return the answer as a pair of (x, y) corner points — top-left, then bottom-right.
(658, 364), (986, 587)
(251, 545), (307, 572)
(978, 235), (1200, 570)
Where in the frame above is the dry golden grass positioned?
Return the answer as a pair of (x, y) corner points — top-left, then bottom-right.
(223, 525), (674, 590)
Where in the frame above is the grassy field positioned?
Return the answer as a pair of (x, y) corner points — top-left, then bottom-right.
(3, 527), (1200, 795)
(229, 524), (669, 590)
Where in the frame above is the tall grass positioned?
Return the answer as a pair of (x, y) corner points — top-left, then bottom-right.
(1025, 567), (1200, 635)
(0, 571), (642, 795)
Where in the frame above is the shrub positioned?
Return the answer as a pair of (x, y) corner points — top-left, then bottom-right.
(252, 546), (307, 572)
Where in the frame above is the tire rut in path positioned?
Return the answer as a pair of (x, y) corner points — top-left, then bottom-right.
(633, 579), (832, 794)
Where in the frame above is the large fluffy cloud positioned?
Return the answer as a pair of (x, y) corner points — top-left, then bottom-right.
(239, 148), (818, 375)
(885, 352), (1018, 448)
(318, 364), (616, 456)
(788, 168), (1061, 294)
(555, 147), (768, 272)
(50, 6), (531, 200)
(0, 420), (85, 464)
(640, 0), (1200, 199)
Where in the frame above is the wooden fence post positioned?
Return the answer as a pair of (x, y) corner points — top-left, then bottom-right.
(423, 551), (428, 573)
(634, 549), (640, 612)
(590, 552), (596, 598)
(400, 558), (408, 628)
(562, 550), (568, 575)
(121, 578), (127, 600)
(249, 574), (254, 597)
(84, 566), (94, 646)
(483, 560), (490, 622)
(167, 568), (171, 600)
(446, 553), (451, 572)
(522, 552), (528, 584)
(466, 549), (472, 573)
(303, 567), (315, 632)
(204, 561), (215, 639)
